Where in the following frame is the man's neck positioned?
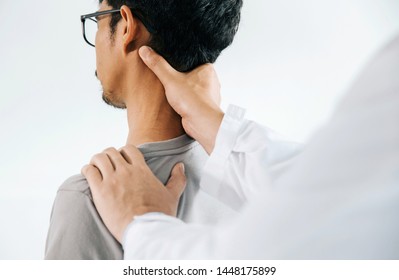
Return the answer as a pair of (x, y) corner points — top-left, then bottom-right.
(125, 73), (185, 147)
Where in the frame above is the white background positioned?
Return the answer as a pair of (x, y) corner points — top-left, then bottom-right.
(0, 0), (398, 259)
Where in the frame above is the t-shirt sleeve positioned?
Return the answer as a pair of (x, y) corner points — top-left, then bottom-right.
(44, 175), (123, 260)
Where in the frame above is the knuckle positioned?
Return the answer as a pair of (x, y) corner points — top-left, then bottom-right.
(121, 145), (133, 153)
(90, 153), (102, 162)
(86, 164), (95, 173)
(124, 145), (143, 159)
(98, 153), (108, 162)
(103, 147), (117, 153)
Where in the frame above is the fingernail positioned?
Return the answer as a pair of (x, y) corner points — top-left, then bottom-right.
(180, 163), (185, 174)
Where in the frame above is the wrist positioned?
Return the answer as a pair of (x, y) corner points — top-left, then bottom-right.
(183, 106), (224, 154)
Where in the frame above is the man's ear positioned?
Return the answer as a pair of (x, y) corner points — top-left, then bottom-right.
(120, 5), (138, 53)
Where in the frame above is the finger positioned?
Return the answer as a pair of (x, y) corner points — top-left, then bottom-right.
(165, 163), (187, 199)
(89, 153), (115, 179)
(138, 46), (180, 87)
(81, 164), (102, 189)
(103, 147), (130, 169)
(119, 148), (132, 164)
(120, 145), (145, 164)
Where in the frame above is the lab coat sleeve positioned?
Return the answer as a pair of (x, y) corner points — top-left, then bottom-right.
(123, 32), (399, 260)
(200, 105), (303, 210)
(122, 107), (303, 259)
(122, 213), (217, 259)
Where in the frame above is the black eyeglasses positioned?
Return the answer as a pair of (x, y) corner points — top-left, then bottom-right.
(80, 8), (156, 47)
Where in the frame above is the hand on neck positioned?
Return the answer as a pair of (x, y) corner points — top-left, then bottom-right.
(124, 63), (185, 146)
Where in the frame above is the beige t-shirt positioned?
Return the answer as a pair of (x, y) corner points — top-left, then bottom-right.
(45, 135), (236, 259)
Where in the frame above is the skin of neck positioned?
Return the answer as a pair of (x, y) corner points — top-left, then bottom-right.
(123, 54), (185, 146)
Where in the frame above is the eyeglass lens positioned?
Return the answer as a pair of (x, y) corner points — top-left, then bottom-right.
(84, 18), (98, 47)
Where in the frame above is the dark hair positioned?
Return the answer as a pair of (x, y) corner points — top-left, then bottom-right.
(100, 0), (243, 72)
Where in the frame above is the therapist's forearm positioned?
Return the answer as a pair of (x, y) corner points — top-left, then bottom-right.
(123, 213), (217, 259)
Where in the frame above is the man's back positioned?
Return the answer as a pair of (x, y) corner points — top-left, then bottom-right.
(45, 0), (245, 260)
(45, 135), (236, 259)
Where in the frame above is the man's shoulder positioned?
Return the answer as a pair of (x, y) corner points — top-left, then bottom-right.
(46, 174), (122, 260)
(57, 174), (92, 198)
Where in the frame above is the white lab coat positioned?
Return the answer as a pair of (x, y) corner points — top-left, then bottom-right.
(123, 33), (399, 259)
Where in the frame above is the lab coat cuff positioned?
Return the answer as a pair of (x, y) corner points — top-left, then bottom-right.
(201, 104), (246, 198)
(122, 212), (183, 249)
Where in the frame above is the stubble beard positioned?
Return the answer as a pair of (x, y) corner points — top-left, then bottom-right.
(96, 70), (126, 109)
(102, 91), (127, 109)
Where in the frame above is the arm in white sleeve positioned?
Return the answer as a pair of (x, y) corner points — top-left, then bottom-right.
(123, 213), (217, 259)
(201, 105), (303, 210)
(123, 34), (399, 259)
(124, 70), (399, 259)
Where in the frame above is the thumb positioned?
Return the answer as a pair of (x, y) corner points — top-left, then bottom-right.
(165, 163), (187, 199)
(139, 46), (180, 88)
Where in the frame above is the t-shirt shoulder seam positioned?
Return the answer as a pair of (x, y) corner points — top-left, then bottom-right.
(142, 141), (200, 158)
(57, 187), (92, 198)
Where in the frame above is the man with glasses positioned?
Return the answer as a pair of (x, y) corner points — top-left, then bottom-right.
(44, 0), (260, 259)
